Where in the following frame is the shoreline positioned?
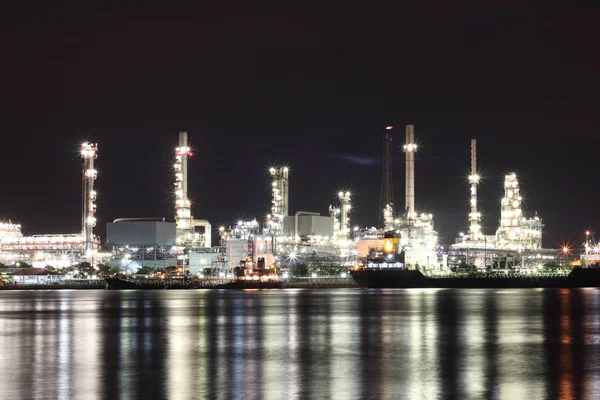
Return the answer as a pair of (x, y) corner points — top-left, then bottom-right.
(0, 281), (360, 290)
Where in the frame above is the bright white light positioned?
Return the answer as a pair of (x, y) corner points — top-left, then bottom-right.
(282, 272), (289, 279)
(341, 272), (347, 278)
(311, 273), (317, 278)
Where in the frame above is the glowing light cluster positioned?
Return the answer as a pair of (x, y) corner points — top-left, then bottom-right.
(266, 166), (289, 236)
(495, 173), (543, 250)
(174, 132), (194, 245)
(403, 143), (418, 152)
(338, 191), (351, 239)
(81, 142), (98, 254)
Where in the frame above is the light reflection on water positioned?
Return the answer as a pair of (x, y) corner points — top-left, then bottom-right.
(0, 289), (599, 399)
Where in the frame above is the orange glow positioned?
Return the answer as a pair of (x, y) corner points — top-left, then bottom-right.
(383, 239), (394, 253)
(558, 290), (574, 400)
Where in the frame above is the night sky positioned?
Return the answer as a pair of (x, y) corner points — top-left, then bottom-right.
(2, 3), (599, 248)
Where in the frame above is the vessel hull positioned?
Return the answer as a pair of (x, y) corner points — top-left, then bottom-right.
(104, 277), (283, 290)
(350, 268), (600, 289)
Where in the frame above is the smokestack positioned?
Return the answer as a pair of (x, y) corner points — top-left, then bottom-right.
(178, 132), (188, 201)
(403, 125), (416, 217)
(468, 139), (481, 240)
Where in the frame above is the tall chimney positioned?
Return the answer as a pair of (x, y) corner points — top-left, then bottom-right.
(468, 139), (482, 240)
(403, 125), (416, 218)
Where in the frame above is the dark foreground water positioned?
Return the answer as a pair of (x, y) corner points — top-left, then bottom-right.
(0, 289), (599, 400)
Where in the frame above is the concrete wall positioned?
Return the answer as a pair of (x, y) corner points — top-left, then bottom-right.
(107, 221), (176, 246)
(226, 239), (248, 270)
(282, 215), (334, 238)
(189, 252), (221, 275)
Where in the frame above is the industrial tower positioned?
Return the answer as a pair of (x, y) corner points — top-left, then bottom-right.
(403, 125), (417, 219)
(80, 142), (98, 254)
(174, 132), (193, 243)
(380, 126), (394, 228)
(267, 166), (289, 236)
(468, 139), (482, 240)
(496, 173), (522, 244)
(338, 191), (351, 239)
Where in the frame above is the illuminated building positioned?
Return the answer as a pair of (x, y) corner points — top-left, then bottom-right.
(173, 131), (211, 248)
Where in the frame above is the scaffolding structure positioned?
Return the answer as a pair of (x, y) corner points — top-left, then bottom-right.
(380, 126), (394, 228)
(447, 245), (558, 270)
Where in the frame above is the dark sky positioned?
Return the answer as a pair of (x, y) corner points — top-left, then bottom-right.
(1, 3), (599, 248)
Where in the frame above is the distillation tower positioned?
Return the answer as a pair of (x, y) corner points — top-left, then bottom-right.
(467, 139), (483, 241)
(496, 173), (522, 245)
(174, 132), (193, 242)
(338, 191), (351, 240)
(173, 132), (211, 248)
(81, 142), (98, 255)
(266, 166), (289, 237)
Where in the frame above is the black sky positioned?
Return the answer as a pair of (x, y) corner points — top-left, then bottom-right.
(1, 3), (599, 247)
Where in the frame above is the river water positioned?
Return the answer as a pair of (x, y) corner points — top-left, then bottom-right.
(0, 288), (599, 400)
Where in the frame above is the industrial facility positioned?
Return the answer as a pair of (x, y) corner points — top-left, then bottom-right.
(0, 143), (105, 268)
(0, 125), (572, 276)
(449, 139), (557, 269)
(355, 125), (443, 270)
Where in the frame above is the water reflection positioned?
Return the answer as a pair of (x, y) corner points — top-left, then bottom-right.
(0, 288), (599, 399)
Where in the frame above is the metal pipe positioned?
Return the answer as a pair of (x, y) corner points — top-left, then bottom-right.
(179, 132), (188, 200)
(403, 125), (416, 217)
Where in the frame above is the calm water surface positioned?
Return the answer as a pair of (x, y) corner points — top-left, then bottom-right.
(0, 288), (599, 400)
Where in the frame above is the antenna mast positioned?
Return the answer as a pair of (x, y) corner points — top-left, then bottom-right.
(380, 126), (394, 228)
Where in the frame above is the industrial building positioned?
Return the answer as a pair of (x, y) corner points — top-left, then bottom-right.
(105, 218), (177, 272)
(0, 126), (573, 277)
(0, 143), (103, 268)
(282, 213), (334, 240)
(449, 140), (558, 269)
(355, 125), (444, 270)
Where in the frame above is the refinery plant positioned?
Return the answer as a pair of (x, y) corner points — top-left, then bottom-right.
(3, 124), (594, 277)
(0, 143), (108, 268)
